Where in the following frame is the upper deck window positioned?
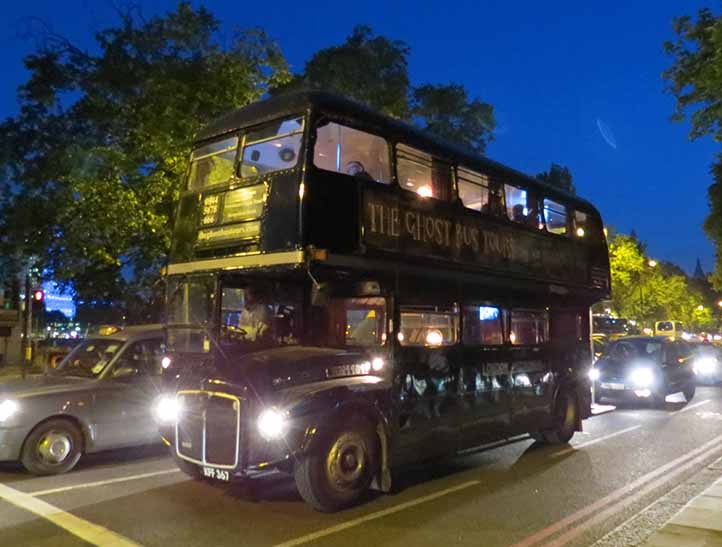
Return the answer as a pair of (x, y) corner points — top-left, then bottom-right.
(396, 144), (451, 200)
(188, 136), (239, 190)
(314, 122), (390, 183)
(458, 167), (489, 211)
(543, 198), (568, 235)
(240, 117), (304, 179)
(505, 185), (531, 224)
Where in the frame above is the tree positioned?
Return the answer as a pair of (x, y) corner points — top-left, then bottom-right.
(286, 25), (495, 154)
(664, 8), (722, 289)
(536, 163), (575, 194)
(0, 3), (289, 309)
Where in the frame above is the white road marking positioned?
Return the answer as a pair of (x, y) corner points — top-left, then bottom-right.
(271, 480), (480, 547)
(551, 425), (641, 458)
(31, 468), (181, 497)
(671, 399), (710, 415)
(0, 483), (140, 546)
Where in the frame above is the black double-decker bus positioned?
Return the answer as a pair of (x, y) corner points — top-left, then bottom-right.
(157, 92), (611, 512)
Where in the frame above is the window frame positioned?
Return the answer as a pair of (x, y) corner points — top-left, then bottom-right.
(457, 166), (491, 212)
(239, 116), (305, 180)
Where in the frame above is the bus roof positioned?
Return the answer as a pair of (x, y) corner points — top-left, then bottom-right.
(196, 91), (598, 215)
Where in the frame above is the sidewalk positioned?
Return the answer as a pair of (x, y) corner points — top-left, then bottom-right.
(643, 475), (722, 546)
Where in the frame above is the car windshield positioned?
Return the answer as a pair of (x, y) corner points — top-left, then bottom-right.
(606, 339), (662, 362)
(54, 339), (124, 378)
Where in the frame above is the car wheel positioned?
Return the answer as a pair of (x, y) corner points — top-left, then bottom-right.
(682, 382), (696, 403)
(294, 416), (378, 512)
(538, 390), (577, 445)
(21, 419), (83, 475)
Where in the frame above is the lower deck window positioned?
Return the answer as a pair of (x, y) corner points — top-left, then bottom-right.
(328, 297), (387, 347)
(462, 305), (503, 345)
(510, 310), (549, 345)
(399, 307), (459, 346)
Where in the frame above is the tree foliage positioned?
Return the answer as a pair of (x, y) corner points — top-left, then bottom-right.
(287, 25), (495, 154)
(536, 163), (575, 194)
(0, 2), (289, 313)
(606, 235), (715, 330)
(664, 7), (722, 290)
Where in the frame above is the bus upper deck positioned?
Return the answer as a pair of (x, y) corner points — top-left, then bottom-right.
(169, 92), (609, 302)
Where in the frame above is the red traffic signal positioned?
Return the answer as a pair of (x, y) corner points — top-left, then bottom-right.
(33, 289), (44, 302)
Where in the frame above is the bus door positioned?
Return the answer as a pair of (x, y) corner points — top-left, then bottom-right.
(459, 305), (513, 448)
(509, 310), (554, 433)
(395, 306), (463, 462)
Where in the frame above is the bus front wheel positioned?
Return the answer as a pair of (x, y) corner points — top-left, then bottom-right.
(294, 416), (378, 512)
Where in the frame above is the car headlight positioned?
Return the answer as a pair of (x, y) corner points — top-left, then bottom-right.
(154, 396), (182, 425)
(589, 368), (600, 381)
(629, 367), (654, 388)
(257, 408), (288, 441)
(0, 399), (18, 423)
(695, 357), (717, 375)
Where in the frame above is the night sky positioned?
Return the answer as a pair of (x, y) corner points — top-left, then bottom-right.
(2, 1), (719, 273)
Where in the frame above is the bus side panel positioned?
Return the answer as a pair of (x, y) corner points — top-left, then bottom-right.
(262, 173), (301, 251)
(305, 169), (359, 252)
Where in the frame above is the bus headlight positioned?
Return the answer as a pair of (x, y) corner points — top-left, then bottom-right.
(0, 400), (18, 423)
(154, 396), (182, 424)
(588, 368), (600, 381)
(629, 367), (654, 388)
(257, 408), (288, 441)
(694, 357), (717, 375)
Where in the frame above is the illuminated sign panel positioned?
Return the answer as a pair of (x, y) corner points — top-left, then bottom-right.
(197, 221), (261, 245)
(222, 184), (267, 223)
(195, 183), (266, 248)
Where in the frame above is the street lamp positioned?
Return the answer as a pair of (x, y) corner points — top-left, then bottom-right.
(697, 305), (705, 311)
(638, 259), (658, 328)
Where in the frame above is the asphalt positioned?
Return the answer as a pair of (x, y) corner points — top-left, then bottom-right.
(1, 386), (722, 546)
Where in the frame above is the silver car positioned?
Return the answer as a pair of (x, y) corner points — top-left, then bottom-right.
(0, 325), (165, 474)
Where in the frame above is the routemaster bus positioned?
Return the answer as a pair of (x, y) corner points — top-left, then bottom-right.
(155, 92), (611, 512)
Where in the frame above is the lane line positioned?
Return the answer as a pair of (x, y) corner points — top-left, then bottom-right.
(31, 468), (181, 497)
(542, 436), (722, 546)
(551, 426), (641, 458)
(671, 399), (710, 415)
(512, 432), (722, 547)
(0, 483), (140, 546)
(271, 480), (480, 547)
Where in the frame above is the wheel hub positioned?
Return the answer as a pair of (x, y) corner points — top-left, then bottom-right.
(326, 432), (366, 490)
(37, 431), (72, 464)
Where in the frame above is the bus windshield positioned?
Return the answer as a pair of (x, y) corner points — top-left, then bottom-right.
(187, 116), (304, 191)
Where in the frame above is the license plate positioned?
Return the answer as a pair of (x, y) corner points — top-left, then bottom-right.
(202, 466), (231, 482)
(601, 382), (625, 390)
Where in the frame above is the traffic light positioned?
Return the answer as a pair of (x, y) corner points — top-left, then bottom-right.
(33, 289), (44, 302)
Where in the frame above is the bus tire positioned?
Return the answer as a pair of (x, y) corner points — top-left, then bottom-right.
(21, 418), (83, 475)
(539, 390), (577, 445)
(682, 382), (696, 403)
(294, 416), (378, 512)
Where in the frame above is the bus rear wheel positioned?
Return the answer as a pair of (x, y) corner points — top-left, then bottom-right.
(294, 416), (378, 512)
(534, 390), (577, 445)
